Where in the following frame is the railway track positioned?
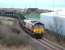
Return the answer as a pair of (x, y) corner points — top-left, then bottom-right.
(37, 38), (65, 50)
(24, 29), (65, 50)
(21, 27), (65, 50)
(19, 22), (65, 50)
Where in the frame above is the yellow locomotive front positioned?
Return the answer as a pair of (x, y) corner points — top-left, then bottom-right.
(32, 22), (45, 39)
(33, 27), (44, 33)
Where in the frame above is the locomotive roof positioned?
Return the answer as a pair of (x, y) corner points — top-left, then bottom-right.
(34, 22), (44, 26)
(24, 19), (39, 23)
(24, 19), (44, 25)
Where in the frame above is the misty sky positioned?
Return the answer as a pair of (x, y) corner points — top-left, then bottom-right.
(0, 0), (65, 10)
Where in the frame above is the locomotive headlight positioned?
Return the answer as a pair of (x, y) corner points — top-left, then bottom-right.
(33, 28), (37, 33)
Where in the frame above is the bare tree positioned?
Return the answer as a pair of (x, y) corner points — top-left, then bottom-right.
(49, 16), (63, 42)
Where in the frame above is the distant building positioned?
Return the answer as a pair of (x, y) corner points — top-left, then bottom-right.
(0, 8), (25, 17)
(0, 8), (53, 19)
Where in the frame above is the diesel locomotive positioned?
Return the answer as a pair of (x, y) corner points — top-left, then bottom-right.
(22, 19), (46, 39)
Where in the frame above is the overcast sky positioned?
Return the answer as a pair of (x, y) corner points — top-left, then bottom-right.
(0, 0), (65, 10)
